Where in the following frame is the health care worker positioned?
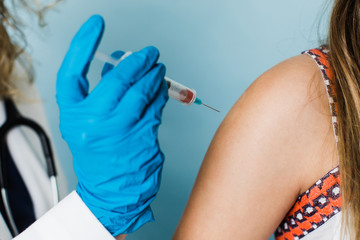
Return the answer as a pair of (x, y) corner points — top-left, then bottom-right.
(0, 15), (168, 239)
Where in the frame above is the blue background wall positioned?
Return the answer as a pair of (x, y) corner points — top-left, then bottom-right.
(24, 0), (331, 239)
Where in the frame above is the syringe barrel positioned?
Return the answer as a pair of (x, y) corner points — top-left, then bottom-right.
(164, 77), (197, 105)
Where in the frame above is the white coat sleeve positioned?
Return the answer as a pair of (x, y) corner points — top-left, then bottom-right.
(13, 191), (115, 240)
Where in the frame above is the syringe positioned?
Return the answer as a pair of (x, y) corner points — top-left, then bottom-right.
(94, 51), (219, 112)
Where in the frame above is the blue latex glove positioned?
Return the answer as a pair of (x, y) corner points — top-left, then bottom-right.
(56, 15), (168, 236)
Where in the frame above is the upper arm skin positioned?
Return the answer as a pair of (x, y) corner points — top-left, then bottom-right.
(172, 54), (337, 239)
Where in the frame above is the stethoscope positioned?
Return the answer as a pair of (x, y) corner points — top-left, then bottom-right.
(0, 98), (59, 237)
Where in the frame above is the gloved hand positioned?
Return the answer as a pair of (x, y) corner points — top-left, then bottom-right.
(56, 15), (168, 236)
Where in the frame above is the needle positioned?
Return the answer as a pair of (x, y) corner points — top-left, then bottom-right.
(202, 103), (220, 112)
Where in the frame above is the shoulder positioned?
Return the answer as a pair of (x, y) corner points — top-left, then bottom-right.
(240, 53), (328, 116)
(228, 53), (338, 193)
(227, 53), (330, 136)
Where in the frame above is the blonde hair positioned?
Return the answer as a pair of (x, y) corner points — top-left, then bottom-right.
(0, 0), (62, 98)
(328, 0), (360, 238)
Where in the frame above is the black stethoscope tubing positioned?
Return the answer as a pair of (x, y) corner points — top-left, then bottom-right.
(0, 98), (59, 237)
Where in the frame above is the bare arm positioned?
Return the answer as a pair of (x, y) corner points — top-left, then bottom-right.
(172, 54), (337, 239)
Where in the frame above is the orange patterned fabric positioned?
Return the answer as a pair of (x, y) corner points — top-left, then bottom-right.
(304, 48), (338, 141)
(274, 48), (341, 240)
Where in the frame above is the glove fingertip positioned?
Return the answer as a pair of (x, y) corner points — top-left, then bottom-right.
(101, 51), (125, 76)
(111, 50), (126, 59)
(140, 46), (160, 66)
(71, 15), (105, 48)
(89, 15), (105, 25)
(154, 64), (168, 100)
(157, 63), (166, 76)
(101, 63), (114, 77)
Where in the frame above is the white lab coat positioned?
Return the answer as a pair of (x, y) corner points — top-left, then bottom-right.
(0, 82), (114, 240)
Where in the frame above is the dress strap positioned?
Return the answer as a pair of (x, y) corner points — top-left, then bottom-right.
(302, 47), (339, 143)
(275, 48), (342, 240)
